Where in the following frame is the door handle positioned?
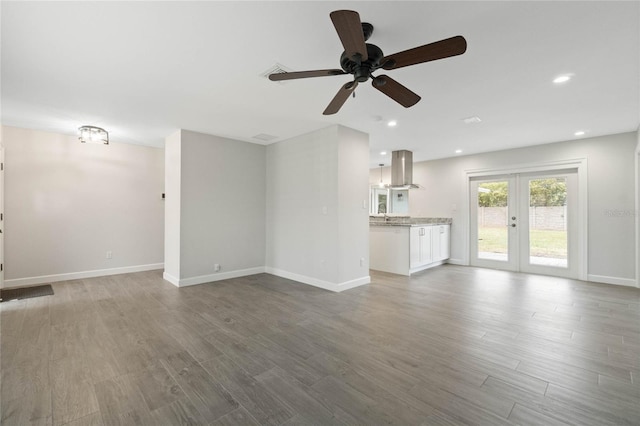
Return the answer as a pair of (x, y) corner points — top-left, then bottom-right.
(511, 224), (516, 227)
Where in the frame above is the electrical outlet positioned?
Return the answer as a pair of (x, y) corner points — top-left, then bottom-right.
(214, 264), (221, 272)
(360, 257), (365, 267)
(106, 251), (112, 259)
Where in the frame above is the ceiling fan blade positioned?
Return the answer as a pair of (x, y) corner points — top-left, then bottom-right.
(323, 81), (358, 115)
(382, 35), (467, 70)
(372, 75), (421, 108)
(330, 10), (368, 61)
(268, 69), (346, 81)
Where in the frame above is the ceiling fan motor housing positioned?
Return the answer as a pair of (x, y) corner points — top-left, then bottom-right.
(340, 43), (384, 82)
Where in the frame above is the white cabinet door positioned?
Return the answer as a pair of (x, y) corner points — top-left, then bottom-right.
(409, 227), (421, 268)
(410, 226), (433, 268)
(421, 226), (433, 265)
(440, 225), (450, 260)
(432, 225), (442, 262)
(433, 225), (450, 262)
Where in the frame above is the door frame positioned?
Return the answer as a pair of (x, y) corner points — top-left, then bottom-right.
(462, 158), (588, 281)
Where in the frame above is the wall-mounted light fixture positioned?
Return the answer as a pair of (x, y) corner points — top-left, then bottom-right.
(78, 125), (109, 144)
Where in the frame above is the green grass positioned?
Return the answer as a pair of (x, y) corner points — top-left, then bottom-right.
(478, 226), (567, 258)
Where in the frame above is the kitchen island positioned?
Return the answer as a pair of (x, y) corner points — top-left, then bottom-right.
(370, 216), (451, 276)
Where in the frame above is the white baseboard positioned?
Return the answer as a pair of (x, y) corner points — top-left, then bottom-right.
(445, 258), (466, 266)
(265, 267), (370, 292)
(162, 272), (180, 287)
(335, 276), (371, 292)
(587, 274), (637, 288)
(3, 263), (164, 289)
(410, 260), (446, 275)
(172, 266), (266, 287)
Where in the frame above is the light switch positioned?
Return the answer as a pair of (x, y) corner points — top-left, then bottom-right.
(322, 206), (328, 215)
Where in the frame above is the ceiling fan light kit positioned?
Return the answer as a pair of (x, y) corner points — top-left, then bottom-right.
(269, 10), (467, 115)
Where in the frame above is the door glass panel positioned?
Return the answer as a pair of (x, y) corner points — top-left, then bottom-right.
(528, 177), (568, 267)
(477, 181), (509, 261)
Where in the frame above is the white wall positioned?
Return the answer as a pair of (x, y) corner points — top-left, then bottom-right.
(3, 126), (164, 286)
(163, 129), (266, 286)
(635, 127), (640, 287)
(371, 132), (637, 285)
(164, 130), (181, 281)
(337, 125), (371, 284)
(266, 125), (370, 291)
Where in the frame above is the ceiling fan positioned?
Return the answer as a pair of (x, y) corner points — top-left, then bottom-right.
(269, 10), (467, 115)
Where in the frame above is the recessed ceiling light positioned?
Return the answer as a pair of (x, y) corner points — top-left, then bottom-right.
(455, 149), (462, 154)
(574, 130), (585, 136)
(380, 151), (387, 155)
(553, 74), (572, 84)
(387, 120), (397, 127)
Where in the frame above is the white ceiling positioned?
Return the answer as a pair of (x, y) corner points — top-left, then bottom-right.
(2, 1), (639, 167)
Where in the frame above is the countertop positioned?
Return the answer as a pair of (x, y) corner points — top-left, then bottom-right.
(369, 216), (452, 226)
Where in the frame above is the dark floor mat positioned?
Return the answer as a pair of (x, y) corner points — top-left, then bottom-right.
(1, 284), (54, 302)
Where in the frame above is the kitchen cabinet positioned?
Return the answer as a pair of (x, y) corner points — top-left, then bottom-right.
(370, 221), (451, 276)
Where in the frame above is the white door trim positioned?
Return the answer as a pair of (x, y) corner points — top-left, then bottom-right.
(462, 158), (588, 281)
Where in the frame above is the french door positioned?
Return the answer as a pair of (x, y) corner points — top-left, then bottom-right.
(470, 170), (579, 278)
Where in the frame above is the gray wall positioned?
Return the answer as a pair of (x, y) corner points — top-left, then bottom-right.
(164, 129), (266, 285)
(3, 125), (165, 285)
(372, 132), (637, 284)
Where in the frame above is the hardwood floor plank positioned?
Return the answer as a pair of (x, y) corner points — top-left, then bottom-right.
(204, 326), (276, 376)
(62, 412), (104, 426)
(201, 354), (293, 426)
(545, 383), (640, 425)
(310, 376), (400, 425)
(255, 367), (344, 426)
(161, 351), (239, 423)
(248, 334), (325, 386)
(164, 322), (224, 363)
(481, 375), (629, 426)
(132, 362), (185, 412)
(209, 406), (260, 426)
(304, 351), (436, 418)
(50, 355), (99, 425)
(1, 391), (52, 426)
(508, 403), (568, 426)
(149, 397), (206, 426)
(1, 342), (49, 403)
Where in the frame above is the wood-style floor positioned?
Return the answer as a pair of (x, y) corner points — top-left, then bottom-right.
(1, 265), (639, 425)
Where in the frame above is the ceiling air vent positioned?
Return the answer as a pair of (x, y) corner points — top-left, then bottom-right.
(252, 133), (278, 142)
(261, 63), (293, 84)
(462, 116), (482, 124)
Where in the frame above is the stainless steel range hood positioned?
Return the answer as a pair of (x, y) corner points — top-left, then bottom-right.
(390, 150), (419, 189)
